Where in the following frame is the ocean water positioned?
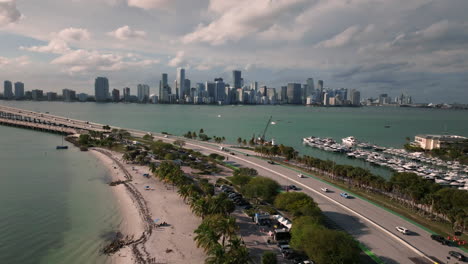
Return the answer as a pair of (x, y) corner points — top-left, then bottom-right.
(2, 101), (468, 178)
(0, 125), (121, 264)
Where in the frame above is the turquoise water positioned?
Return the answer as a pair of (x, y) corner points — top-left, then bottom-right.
(0, 125), (120, 264)
(3, 101), (468, 178)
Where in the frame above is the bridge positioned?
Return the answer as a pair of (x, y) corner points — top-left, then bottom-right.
(0, 105), (109, 135)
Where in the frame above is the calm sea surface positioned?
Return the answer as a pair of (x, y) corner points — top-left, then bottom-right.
(0, 101), (467, 263)
(0, 125), (120, 264)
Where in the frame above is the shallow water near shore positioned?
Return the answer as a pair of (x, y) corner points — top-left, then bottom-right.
(0, 125), (121, 264)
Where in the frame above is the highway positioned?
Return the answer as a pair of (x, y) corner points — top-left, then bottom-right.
(1, 104), (466, 264)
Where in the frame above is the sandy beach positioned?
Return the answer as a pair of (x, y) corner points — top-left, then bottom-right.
(90, 148), (206, 264)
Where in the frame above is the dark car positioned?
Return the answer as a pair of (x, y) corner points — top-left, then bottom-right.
(267, 160), (275, 164)
(430, 234), (448, 245)
(288, 185), (298, 190)
(449, 251), (466, 261)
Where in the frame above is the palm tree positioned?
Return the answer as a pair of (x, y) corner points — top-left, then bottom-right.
(199, 128), (204, 134)
(194, 223), (221, 253)
(205, 244), (226, 264)
(191, 197), (210, 219)
(237, 137), (242, 146)
(225, 237), (250, 263)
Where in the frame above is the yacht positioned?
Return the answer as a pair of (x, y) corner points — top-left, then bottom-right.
(342, 136), (357, 146)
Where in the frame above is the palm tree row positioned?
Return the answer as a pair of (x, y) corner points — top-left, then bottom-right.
(152, 160), (250, 263)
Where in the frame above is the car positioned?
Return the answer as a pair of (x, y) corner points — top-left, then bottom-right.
(230, 152), (235, 155)
(340, 192), (349, 198)
(431, 234), (449, 245)
(267, 160), (275, 164)
(298, 173), (305, 178)
(320, 187), (329, 192)
(245, 154), (250, 156)
(279, 244), (291, 251)
(288, 185), (298, 190)
(395, 226), (409, 234)
(449, 251), (466, 261)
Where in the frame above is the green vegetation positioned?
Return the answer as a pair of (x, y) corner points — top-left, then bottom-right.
(261, 251), (277, 264)
(102, 125), (111, 130)
(403, 143), (424, 152)
(290, 217), (360, 264)
(242, 177), (280, 203)
(431, 140), (468, 164)
(274, 192), (323, 221)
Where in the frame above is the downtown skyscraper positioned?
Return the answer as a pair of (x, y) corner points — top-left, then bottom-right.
(95, 77), (109, 102)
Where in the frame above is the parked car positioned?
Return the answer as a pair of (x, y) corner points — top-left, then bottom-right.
(340, 192), (349, 198)
(395, 226), (409, 234)
(320, 187), (329, 192)
(298, 174), (305, 178)
(268, 160), (275, 164)
(449, 251), (466, 261)
(289, 185), (298, 190)
(230, 152), (235, 155)
(431, 234), (449, 245)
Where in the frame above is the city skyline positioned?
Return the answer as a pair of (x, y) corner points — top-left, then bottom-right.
(0, 1), (467, 103)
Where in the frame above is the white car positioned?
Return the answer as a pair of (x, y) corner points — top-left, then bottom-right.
(298, 174), (305, 178)
(396, 226), (408, 234)
(320, 187), (329, 192)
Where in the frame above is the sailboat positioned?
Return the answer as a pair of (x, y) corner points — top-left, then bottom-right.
(56, 134), (68, 150)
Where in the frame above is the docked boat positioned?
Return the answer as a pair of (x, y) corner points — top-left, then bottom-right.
(342, 136), (357, 146)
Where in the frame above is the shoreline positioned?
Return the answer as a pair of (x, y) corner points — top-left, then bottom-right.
(90, 148), (205, 264)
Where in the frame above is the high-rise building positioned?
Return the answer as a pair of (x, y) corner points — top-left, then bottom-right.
(280, 86), (287, 103)
(137, 84), (150, 103)
(214, 78), (226, 103)
(62, 89), (76, 102)
(206, 82), (215, 99)
(95, 77), (109, 102)
(112, 89), (120, 102)
(159, 73), (168, 101)
(14, 82), (24, 99)
(350, 89), (361, 106)
(31, 89), (43, 101)
(184, 79), (191, 97)
(47, 92), (57, 101)
(176, 68), (185, 100)
(306, 78), (315, 95)
(250, 81), (258, 91)
(77, 93), (88, 102)
(3, 80), (13, 99)
(286, 83), (302, 104)
(232, 70), (242, 89)
(123, 87), (131, 102)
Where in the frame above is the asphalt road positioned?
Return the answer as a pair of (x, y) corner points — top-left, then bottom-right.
(2, 105), (466, 264)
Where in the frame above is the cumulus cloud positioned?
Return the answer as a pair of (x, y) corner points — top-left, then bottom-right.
(21, 27), (91, 54)
(127, 0), (172, 10)
(20, 38), (70, 54)
(57, 27), (90, 42)
(168, 51), (187, 67)
(183, 0), (309, 45)
(316, 26), (361, 48)
(51, 49), (159, 73)
(0, 55), (30, 67)
(108, 25), (147, 40)
(0, 0), (21, 26)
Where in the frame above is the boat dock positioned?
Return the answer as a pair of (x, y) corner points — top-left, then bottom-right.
(303, 136), (468, 190)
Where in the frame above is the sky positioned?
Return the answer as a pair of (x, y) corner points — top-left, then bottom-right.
(0, 0), (467, 103)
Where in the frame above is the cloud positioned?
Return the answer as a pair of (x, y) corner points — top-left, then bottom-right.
(0, 55), (30, 67)
(108, 25), (147, 40)
(57, 27), (90, 42)
(316, 26), (361, 48)
(0, 0), (21, 26)
(183, 0), (309, 45)
(20, 38), (70, 54)
(20, 27), (91, 54)
(127, 0), (173, 10)
(168, 51), (187, 67)
(51, 49), (159, 73)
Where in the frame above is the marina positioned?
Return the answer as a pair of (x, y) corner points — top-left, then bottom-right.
(303, 136), (468, 190)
